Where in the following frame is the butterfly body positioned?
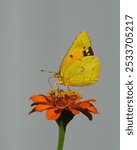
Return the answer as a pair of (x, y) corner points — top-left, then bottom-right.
(54, 31), (101, 87)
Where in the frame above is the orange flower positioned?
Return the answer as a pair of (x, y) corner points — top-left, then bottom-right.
(29, 89), (99, 120)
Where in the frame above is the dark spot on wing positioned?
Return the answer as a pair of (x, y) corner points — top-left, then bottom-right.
(88, 46), (94, 56)
(83, 46), (94, 56)
(83, 51), (87, 56)
(70, 54), (73, 58)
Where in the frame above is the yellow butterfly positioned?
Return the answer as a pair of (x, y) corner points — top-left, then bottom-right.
(54, 31), (101, 86)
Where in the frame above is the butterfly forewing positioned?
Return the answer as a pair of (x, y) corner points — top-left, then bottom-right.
(59, 32), (93, 74)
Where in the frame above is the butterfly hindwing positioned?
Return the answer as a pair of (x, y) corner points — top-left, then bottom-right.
(61, 56), (100, 86)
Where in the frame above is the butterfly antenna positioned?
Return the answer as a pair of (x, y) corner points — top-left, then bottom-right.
(40, 69), (56, 74)
(40, 69), (56, 89)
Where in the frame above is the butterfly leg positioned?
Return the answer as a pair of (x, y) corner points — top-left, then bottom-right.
(48, 76), (54, 90)
(66, 85), (71, 91)
(54, 82), (61, 90)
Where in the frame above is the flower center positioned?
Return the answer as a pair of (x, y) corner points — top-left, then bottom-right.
(48, 89), (82, 109)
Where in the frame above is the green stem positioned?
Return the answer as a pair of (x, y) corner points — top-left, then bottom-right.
(57, 124), (66, 150)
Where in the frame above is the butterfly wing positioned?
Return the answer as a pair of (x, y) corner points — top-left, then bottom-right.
(61, 56), (100, 86)
(56, 31), (101, 86)
(59, 31), (94, 75)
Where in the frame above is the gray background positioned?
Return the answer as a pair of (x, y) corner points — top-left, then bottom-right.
(0, 0), (119, 150)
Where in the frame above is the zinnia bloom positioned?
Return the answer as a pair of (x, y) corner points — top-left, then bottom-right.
(29, 89), (98, 121)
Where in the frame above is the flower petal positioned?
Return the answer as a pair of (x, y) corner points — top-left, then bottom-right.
(69, 107), (79, 114)
(87, 105), (99, 114)
(36, 104), (52, 112)
(46, 109), (62, 120)
(78, 102), (90, 108)
(28, 107), (36, 115)
(77, 108), (93, 120)
(30, 95), (48, 103)
(82, 99), (96, 102)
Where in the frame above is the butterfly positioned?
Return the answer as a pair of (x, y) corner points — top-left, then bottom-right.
(54, 31), (101, 86)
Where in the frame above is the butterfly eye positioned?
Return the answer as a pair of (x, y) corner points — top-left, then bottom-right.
(69, 55), (73, 58)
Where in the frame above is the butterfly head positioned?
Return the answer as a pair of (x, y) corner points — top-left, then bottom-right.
(54, 72), (64, 85)
(54, 72), (60, 78)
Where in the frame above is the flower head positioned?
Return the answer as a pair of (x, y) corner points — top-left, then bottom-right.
(29, 89), (98, 121)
